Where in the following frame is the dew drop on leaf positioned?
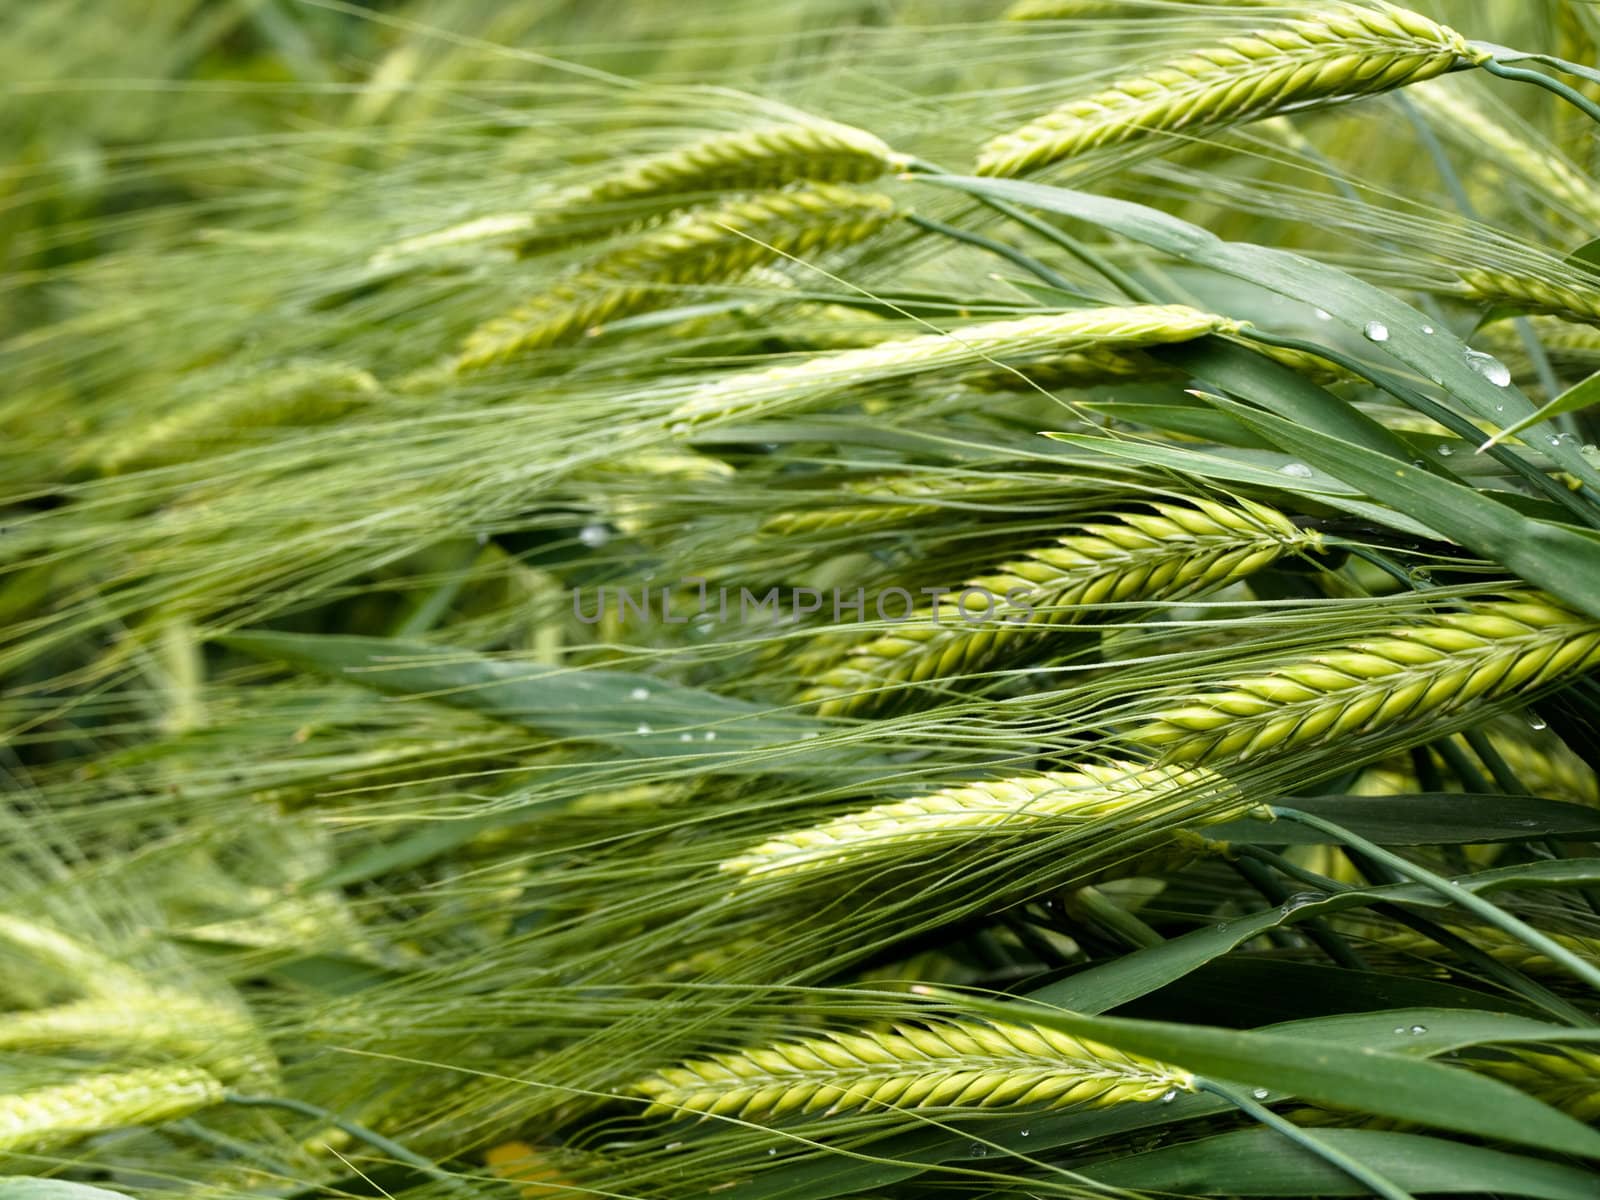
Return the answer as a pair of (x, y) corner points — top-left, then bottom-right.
(629, 686), (650, 701)
(1463, 348), (1511, 386)
(1528, 715), (1548, 731)
(1251, 1088), (1270, 1100)
(579, 522), (610, 548)
(1435, 444), (1453, 457)
(635, 723), (652, 735)
(1279, 462), (1314, 478)
(1363, 320), (1390, 342)
(1409, 1025), (1427, 1035)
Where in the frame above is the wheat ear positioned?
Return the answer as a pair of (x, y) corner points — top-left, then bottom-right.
(519, 120), (907, 251)
(799, 497), (1316, 719)
(1475, 1047), (1600, 1122)
(1353, 920), (1600, 977)
(0, 915), (148, 1006)
(0, 1066), (225, 1154)
(671, 305), (1238, 424)
(1458, 268), (1600, 331)
(1139, 595), (1600, 763)
(0, 995), (277, 1087)
(977, 2), (1476, 176)
(721, 760), (1241, 880)
(98, 361), (380, 474)
(451, 185), (897, 372)
(632, 1016), (1192, 1120)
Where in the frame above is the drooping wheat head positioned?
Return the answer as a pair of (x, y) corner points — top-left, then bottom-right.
(1139, 594), (1600, 763)
(1472, 1046), (1600, 1122)
(632, 1015), (1193, 1120)
(977, 2), (1477, 176)
(518, 119), (908, 252)
(0, 1066), (226, 1154)
(671, 304), (1240, 424)
(1458, 268), (1600, 331)
(451, 184), (899, 372)
(799, 497), (1317, 718)
(720, 759), (1242, 880)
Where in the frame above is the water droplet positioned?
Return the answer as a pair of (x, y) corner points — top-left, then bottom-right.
(1284, 891), (1321, 909)
(1409, 1025), (1428, 1035)
(1421, 324), (1435, 334)
(1160, 1088), (1180, 1104)
(635, 723), (653, 735)
(1410, 458), (1426, 468)
(679, 732), (694, 743)
(1464, 348), (1511, 387)
(704, 730), (717, 741)
(1494, 403), (1506, 413)
(1583, 443), (1600, 465)
(1314, 308), (1333, 321)
(801, 731), (820, 740)
(767, 1148), (777, 1156)
(969, 1142), (987, 1157)
(670, 422), (689, 436)
(1019, 1129), (1030, 1137)
(1436, 444), (1453, 457)
(1548, 434), (1565, 448)
(629, 686), (650, 701)
(1363, 320), (1390, 342)
(1251, 1088), (1270, 1100)
(579, 522), (610, 548)
(1279, 462), (1314, 478)
(666, 1142), (684, 1152)
(1528, 715), (1548, 731)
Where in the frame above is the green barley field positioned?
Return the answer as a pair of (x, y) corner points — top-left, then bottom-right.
(7, 1), (1600, 1197)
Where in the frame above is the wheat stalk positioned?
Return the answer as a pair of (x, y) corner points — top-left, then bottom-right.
(799, 497), (1317, 718)
(451, 184), (898, 372)
(632, 1016), (1192, 1120)
(977, 2), (1476, 176)
(1139, 594), (1600, 763)
(1459, 268), (1600, 330)
(721, 760), (1241, 880)
(518, 120), (907, 251)
(671, 304), (1239, 424)
(0, 1066), (226, 1154)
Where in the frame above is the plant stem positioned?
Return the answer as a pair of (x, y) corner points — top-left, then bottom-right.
(1269, 806), (1600, 995)
(1480, 56), (1600, 128)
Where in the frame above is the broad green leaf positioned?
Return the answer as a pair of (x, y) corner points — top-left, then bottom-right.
(1205, 793), (1600, 846)
(1027, 857), (1600, 1014)
(1481, 367), (1600, 448)
(1200, 392), (1600, 618)
(920, 174), (1600, 496)
(220, 632), (858, 776)
(939, 999), (1600, 1158)
(1083, 1128), (1600, 1198)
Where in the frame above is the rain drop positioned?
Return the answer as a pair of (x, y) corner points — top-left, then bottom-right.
(1019, 1129), (1031, 1138)
(679, 732), (694, 743)
(1280, 462), (1314, 478)
(1528, 715), (1548, 731)
(704, 730), (717, 742)
(1363, 320), (1390, 342)
(1421, 324), (1435, 334)
(969, 1143), (988, 1157)
(1410, 459), (1426, 468)
(1314, 308), (1333, 321)
(1464, 348), (1511, 387)
(767, 1149), (777, 1157)
(1393, 1026), (1408, 1035)
(670, 422), (689, 436)
(579, 522), (610, 548)
(635, 723), (653, 735)
(1436, 444), (1453, 457)
(1548, 434), (1565, 448)
(629, 686), (651, 701)
(1583, 444), (1600, 466)
(1251, 1088), (1270, 1100)
(1160, 1088), (1180, 1104)
(1409, 1025), (1428, 1035)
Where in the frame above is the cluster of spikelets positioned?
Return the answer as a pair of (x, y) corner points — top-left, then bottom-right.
(1139, 594), (1600, 762)
(977, 1), (1479, 175)
(0, 915), (274, 1155)
(719, 760), (1243, 881)
(670, 304), (1239, 424)
(1457, 268), (1600, 332)
(631, 1016), (1193, 1121)
(450, 183), (899, 372)
(797, 496), (1318, 717)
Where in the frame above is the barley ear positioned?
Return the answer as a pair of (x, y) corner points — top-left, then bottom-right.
(977, 2), (1477, 176)
(451, 184), (898, 373)
(720, 760), (1244, 881)
(1458, 268), (1600, 331)
(631, 1016), (1193, 1121)
(0, 1066), (226, 1154)
(1139, 594), (1600, 763)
